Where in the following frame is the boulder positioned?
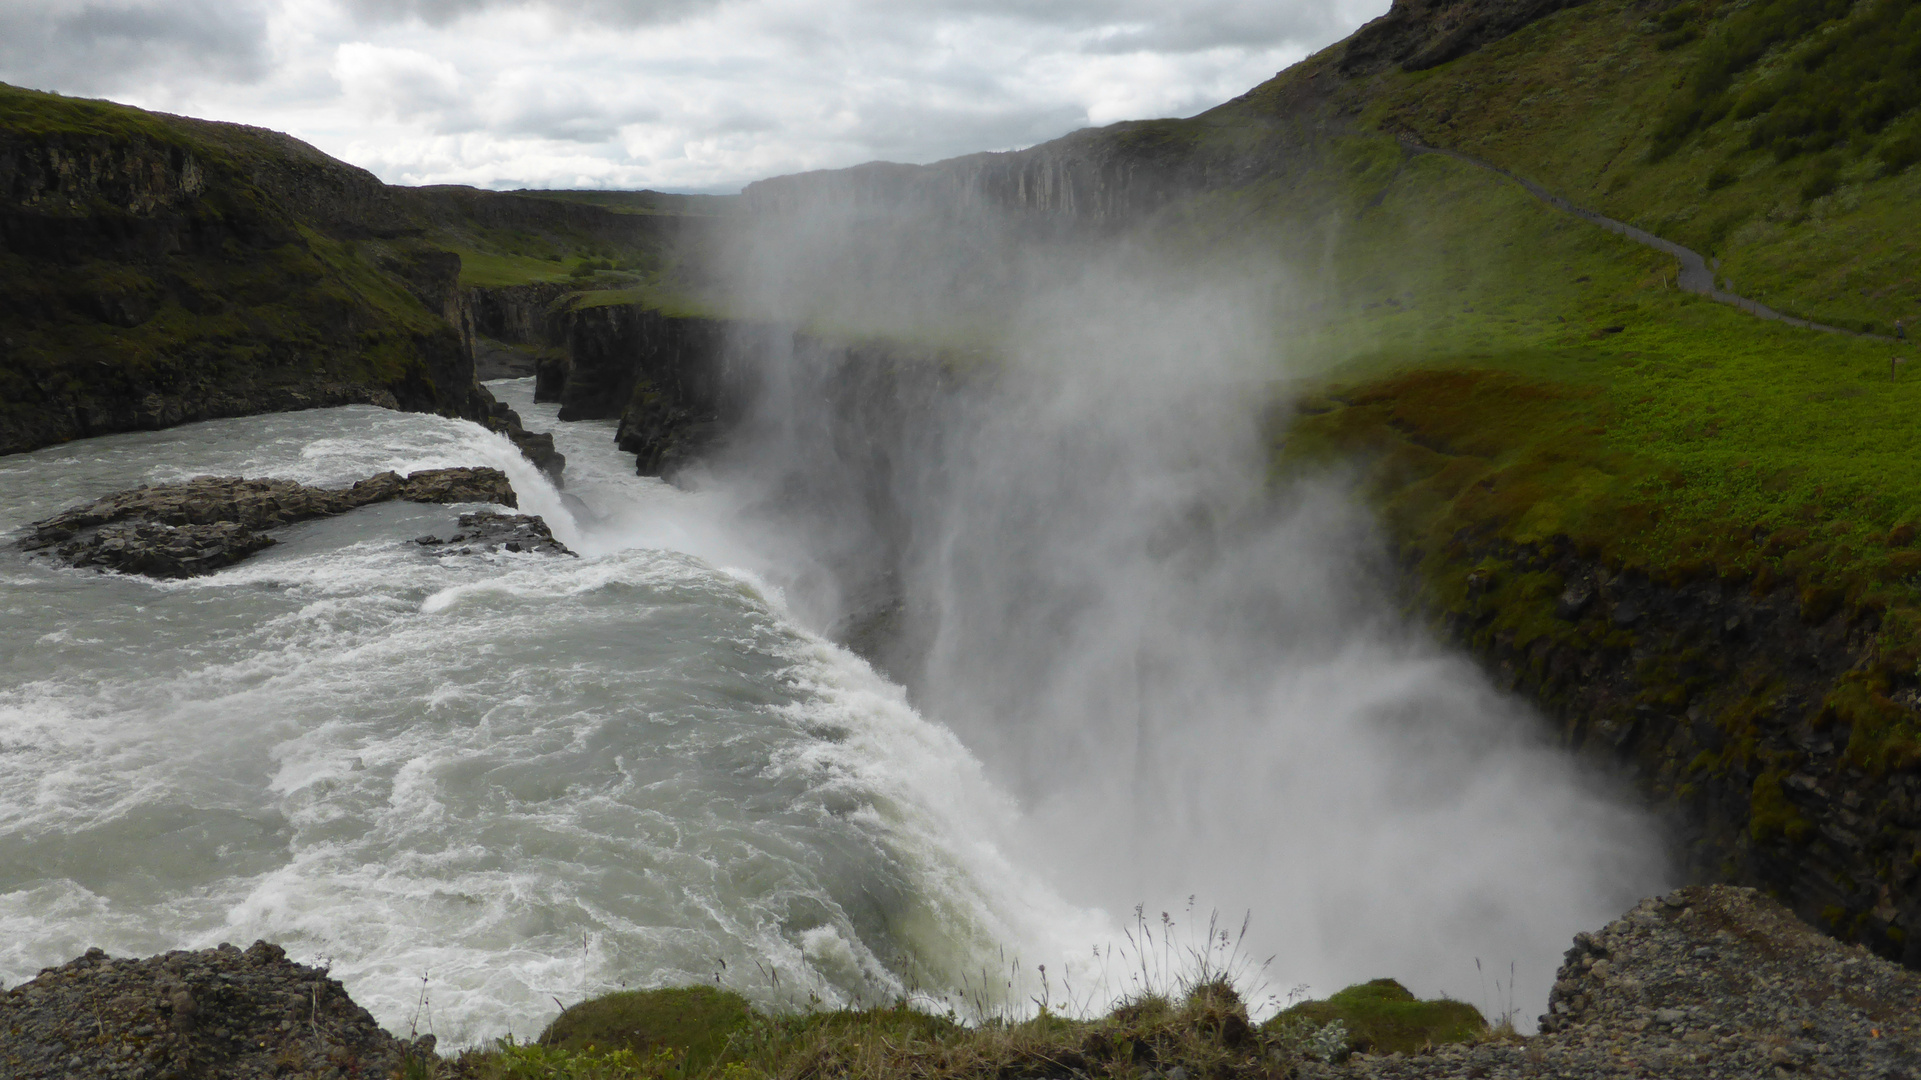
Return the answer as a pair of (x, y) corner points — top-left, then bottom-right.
(414, 510), (575, 557)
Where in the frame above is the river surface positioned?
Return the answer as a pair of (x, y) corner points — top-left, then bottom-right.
(0, 381), (1100, 1045)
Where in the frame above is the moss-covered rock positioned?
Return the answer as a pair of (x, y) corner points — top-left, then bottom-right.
(538, 986), (754, 1073)
(1268, 978), (1487, 1055)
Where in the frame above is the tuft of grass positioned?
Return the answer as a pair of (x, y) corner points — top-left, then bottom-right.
(538, 987), (753, 1074)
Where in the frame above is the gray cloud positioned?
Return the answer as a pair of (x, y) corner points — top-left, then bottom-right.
(0, 0), (1383, 192)
(338, 0), (718, 27)
(0, 0), (269, 94)
(1084, 1), (1362, 52)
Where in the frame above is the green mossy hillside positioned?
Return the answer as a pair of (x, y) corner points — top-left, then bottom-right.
(1344, 0), (1921, 336)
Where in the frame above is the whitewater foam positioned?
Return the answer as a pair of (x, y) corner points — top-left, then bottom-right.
(0, 391), (1100, 1046)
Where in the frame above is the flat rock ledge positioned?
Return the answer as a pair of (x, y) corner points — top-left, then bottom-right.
(17, 468), (523, 578)
(1309, 884), (1921, 1079)
(0, 941), (429, 1080)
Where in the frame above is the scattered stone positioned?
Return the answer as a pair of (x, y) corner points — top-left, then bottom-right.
(1553, 581), (1592, 620)
(414, 510), (575, 557)
(0, 941), (431, 1079)
(19, 467), (519, 578)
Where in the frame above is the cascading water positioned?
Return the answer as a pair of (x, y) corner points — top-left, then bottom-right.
(678, 245), (1675, 1025)
(0, 385), (1104, 1046)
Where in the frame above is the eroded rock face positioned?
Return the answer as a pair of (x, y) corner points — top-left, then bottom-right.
(18, 467), (520, 578)
(414, 510), (576, 557)
(0, 941), (429, 1080)
(1337, 0), (1589, 76)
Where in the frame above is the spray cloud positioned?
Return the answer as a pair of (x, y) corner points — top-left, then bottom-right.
(679, 176), (1670, 1019)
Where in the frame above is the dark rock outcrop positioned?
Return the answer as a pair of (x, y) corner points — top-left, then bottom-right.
(0, 941), (427, 1080)
(46, 520), (281, 578)
(1337, 0), (1591, 76)
(0, 86), (493, 455)
(0, 84), (588, 478)
(535, 300), (766, 479)
(19, 467), (518, 577)
(1311, 885), (1921, 1078)
(1412, 532), (1921, 971)
(415, 510), (575, 557)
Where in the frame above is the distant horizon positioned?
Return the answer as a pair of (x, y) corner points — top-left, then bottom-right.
(0, 0), (1386, 193)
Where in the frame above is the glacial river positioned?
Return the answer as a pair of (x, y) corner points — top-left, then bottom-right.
(0, 381), (1103, 1045)
(0, 377), (1665, 1045)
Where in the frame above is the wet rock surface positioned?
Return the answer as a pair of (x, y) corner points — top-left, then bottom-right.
(1422, 531), (1921, 968)
(1308, 884), (1921, 1078)
(0, 941), (429, 1080)
(415, 510), (575, 557)
(18, 467), (519, 578)
(52, 520), (280, 578)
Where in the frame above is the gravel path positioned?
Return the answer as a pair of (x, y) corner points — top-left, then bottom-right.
(1399, 137), (1895, 342)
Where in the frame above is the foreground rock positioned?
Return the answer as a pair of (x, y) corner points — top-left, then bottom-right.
(1310, 884), (1921, 1078)
(18, 467), (521, 578)
(415, 510), (575, 557)
(0, 941), (428, 1080)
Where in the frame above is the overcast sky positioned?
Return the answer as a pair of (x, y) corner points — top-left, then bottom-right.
(0, 0), (1387, 192)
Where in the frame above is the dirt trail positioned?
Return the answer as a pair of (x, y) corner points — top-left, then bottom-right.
(1400, 138), (1894, 341)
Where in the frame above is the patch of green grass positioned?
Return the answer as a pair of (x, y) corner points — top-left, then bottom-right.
(451, 247), (581, 288)
(1267, 979), (1487, 1056)
(0, 81), (193, 147)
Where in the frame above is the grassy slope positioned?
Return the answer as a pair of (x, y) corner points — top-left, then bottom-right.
(1362, 0), (1921, 334)
(0, 83), (466, 438)
(1095, 0), (1921, 774)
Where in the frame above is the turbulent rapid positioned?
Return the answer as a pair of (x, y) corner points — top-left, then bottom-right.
(0, 360), (1668, 1046)
(0, 381), (1101, 1046)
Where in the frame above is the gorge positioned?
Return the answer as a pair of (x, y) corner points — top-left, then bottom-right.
(4, 0), (1921, 1068)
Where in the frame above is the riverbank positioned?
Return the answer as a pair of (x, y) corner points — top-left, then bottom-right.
(7, 885), (1914, 1079)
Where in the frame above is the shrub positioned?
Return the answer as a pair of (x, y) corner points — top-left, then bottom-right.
(1800, 165), (1839, 200)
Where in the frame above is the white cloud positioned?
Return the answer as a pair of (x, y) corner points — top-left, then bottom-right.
(0, 0), (1388, 192)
